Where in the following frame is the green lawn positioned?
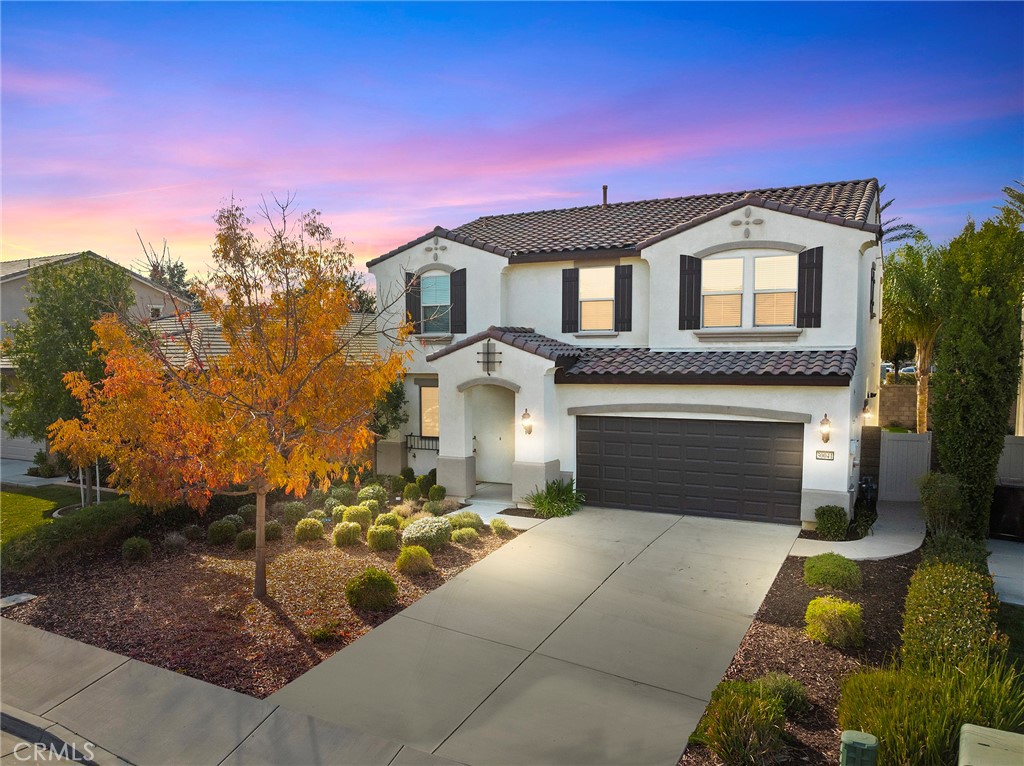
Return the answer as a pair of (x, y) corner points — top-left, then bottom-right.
(0, 483), (83, 547)
(998, 602), (1024, 668)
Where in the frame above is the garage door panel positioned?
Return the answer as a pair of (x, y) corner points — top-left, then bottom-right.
(576, 416), (803, 524)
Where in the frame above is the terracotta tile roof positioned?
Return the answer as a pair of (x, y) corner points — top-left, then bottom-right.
(150, 311), (379, 367)
(426, 326), (857, 384)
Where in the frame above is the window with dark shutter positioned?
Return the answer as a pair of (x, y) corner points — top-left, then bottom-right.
(405, 272), (421, 334)
(450, 268), (467, 333)
(869, 262), (877, 319)
(562, 268), (579, 333)
(678, 255), (701, 329)
(796, 247), (823, 328)
(614, 264), (632, 332)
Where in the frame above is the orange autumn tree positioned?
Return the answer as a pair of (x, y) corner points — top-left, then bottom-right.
(50, 198), (408, 597)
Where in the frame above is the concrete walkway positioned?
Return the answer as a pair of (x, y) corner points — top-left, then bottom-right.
(0, 458), (70, 488)
(459, 482), (545, 531)
(989, 539), (1024, 606)
(270, 507), (798, 766)
(0, 619), (452, 765)
(789, 500), (925, 560)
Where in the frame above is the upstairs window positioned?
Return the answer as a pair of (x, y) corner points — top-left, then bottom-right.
(754, 255), (797, 326)
(419, 272), (450, 334)
(579, 266), (615, 331)
(701, 258), (743, 327)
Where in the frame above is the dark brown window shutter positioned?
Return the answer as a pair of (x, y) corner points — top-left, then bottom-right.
(869, 262), (877, 319)
(450, 268), (467, 333)
(614, 264), (633, 332)
(797, 247), (823, 328)
(678, 255), (701, 329)
(405, 272), (421, 334)
(562, 268), (579, 333)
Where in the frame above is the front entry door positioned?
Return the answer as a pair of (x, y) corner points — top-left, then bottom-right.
(471, 385), (515, 484)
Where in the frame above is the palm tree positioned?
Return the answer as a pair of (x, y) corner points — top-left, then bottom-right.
(879, 183), (924, 249)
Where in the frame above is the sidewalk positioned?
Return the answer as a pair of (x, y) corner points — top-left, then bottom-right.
(0, 619), (456, 765)
(788, 501), (925, 561)
(0, 458), (71, 489)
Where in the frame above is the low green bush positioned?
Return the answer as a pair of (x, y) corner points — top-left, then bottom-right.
(400, 466), (416, 484)
(918, 472), (964, 536)
(221, 513), (245, 532)
(402, 516), (452, 552)
(396, 545), (434, 575)
(163, 531), (187, 554)
(208, 519), (237, 545)
(452, 527), (479, 545)
(805, 596), (863, 648)
(814, 505), (848, 541)
(306, 509), (327, 521)
(330, 485), (356, 505)
(265, 519), (282, 541)
(294, 518), (324, 543)
(403, 483), (422, 502)
(364, 499), (380, 518)
(387, 474), (408, 496)
(307, 619), (343, 643)
(333, 521), (362, 547)
(374, 512), (400, 529)
(181, 523), (204, 541)
(283, 501), (308, 525)
(367, 525), (399, 551)
(422, 500), (443, 516)
(525, 478), (584, 518)
(804, 553), (862, 591)
(345, 566), (398, 611)
(400, 511), (432, 529)
(752, 673), (810, 718)
(308, 488), (328, 507)
(839, 655), (1024, 766)
(342, 506), (372, 531)
(490, 518), (514, 537)
(236, 529), (256, 551)
(236, 504), (257, 525)
(324, 497), (341, 513)
(416, 473), (435, 496)
(902, 561), (1006, 671)
(448, 510), (485, 531)
(428, 485), (447, 501)
(922, 531), (991, 575)
(700, 685), (785, 765)
(357, 484), (388, 506)
(121, 536), (152, 563)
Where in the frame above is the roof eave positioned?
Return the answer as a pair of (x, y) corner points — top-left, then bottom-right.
(367, 227), (513, 269)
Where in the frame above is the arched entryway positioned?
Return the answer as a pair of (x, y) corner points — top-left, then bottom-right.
(468, 385), (515, 484)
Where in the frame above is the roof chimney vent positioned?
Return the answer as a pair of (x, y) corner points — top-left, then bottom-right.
(602, 185), (608, 208)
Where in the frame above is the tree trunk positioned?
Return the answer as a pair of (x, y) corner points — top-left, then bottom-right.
(254, 490), (268, 598)
(916, 372), (930, 434)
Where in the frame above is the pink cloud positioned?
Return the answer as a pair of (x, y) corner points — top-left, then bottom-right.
(2, 65), (110, 103)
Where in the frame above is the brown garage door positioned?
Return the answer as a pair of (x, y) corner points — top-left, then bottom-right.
(576, 416), (803, 523)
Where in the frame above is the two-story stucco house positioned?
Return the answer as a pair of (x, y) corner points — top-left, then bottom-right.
(369, 179), (883, 527)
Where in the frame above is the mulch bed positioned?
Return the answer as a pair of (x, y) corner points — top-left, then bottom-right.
(679, 549), (920, 765)
(1, 527), (515, 699)
(498, 507), (539, 518)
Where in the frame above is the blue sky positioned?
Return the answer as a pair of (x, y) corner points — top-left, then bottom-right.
(2, 1), (1021, 272)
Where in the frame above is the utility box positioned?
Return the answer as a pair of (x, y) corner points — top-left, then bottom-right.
(958, 724), (1024, 765)
(840, 730), (878, 766)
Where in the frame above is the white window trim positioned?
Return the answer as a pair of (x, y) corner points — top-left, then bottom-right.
(700, 251), (800, 331)
(578, 266), (615, 333)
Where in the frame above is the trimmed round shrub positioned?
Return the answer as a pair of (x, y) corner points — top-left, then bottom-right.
(236, 529), (256, 551)
(283, 501), (308, 525)
(333, 521), (362, 547)
(122, 536), (152, 563)
(422, 500), (443, 516)
(345, 566), (398, 611)
(403, 483), (422, 502)
(182, 523), (204, 541)
(265, 519), (283, 541)
(308, 488), (328, 507)
(294, 518), (325, 543)
(752, 673), (810, 718)
(208, 519), (237, 545)
(222, 513), (245, 532)
(324, 497), (342, 513)
(306, 509), (327, 521)
(400, 511), (432, 529)
(363, 499), (380, 518)
(416, 473), (435, 496)
(428, 484), (447, 501)
(400, 466), (416, 484)
(804, 596), (863, 648)
(342, 505), (372, 531)
(163, 531), (187, 554)
(804, 552), (862, 591)
(922, 531), (991, 576)
(367, 525), (399, 551)
(389, 474), (408, 495)
(237, 504), (257, 525)
(330, 485), (357, 505)
(490, 518), (514, 537)
(917, 472), (963, 536)
(402, 516), (452, 552)
(271, 500), (289, 516)
(700, 685), (785, 765)
(814, 505), (848, 541)
(449, 510), (484, 531)
(357, 484), (387, 506)
(452, 527), (479, 546)
(375, 512), (400, 529)
(396, 545), (435, 575)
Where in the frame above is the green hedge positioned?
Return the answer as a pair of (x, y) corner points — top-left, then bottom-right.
(804, 553), (862, 591)
(805, 596), (863, 649)
(814, 505), (848, 541)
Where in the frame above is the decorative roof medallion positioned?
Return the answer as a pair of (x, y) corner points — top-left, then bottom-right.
(730, 206), (765, 239)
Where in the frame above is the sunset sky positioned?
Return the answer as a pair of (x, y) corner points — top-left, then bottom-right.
(3, 2), (1022, 277)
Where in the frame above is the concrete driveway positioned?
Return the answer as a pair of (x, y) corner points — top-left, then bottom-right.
(270, 507), (798, 766)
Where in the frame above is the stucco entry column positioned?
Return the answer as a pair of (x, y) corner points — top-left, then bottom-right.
(511, 368), (561, 503)
(436, 373), (475, 498)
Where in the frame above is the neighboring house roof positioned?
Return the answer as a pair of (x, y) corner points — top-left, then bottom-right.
(428, 326), (857, 385)
(371, 178), (880, 266)
(149, 311), (380, 367)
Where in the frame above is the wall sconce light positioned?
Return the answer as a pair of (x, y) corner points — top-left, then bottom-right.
(819, 414), (832, 443)
(521, 409), (533, 435)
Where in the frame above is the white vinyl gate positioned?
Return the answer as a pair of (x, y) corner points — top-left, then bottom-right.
(879, 431), (932, 502)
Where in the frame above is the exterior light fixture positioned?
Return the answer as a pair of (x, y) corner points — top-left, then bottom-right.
(819, 414), (832, 443)
(521, 409), (533, 435)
